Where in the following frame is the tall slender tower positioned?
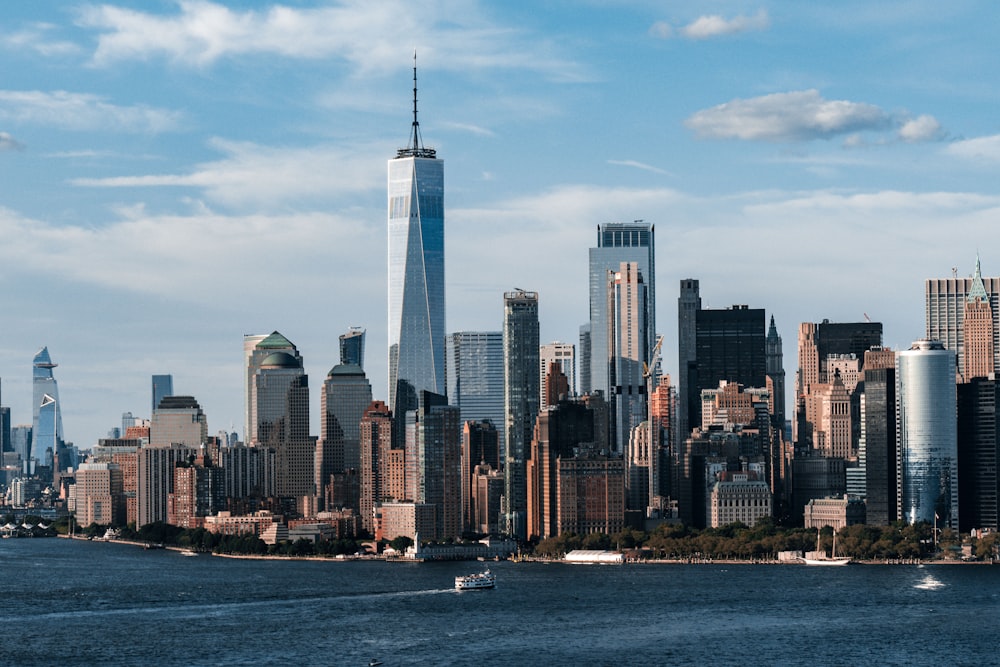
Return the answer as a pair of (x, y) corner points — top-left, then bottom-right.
(608, 262), (649, 454)
(677, 279), (701, 444)
(32, 347), (63, 464)
(387, 54), (445, 415)
(585, 222), (655, 401)
(963, 255), (994, 381)
(765, 316), (785, 428)
(503, 289), (540, 540)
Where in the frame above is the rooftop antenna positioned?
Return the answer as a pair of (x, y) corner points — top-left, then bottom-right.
(397, 50), (436, 159)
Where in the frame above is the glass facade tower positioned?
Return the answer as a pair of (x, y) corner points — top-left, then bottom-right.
(586, 223), (655, 402)
(387, 59), (444, 414)
(897, 339), (958, 529)
(31, 347), (63, 462)
(447, 331), (505, 455)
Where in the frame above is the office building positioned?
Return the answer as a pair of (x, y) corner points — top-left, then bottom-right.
(765, 316), (786, 427)
(151, 374), (174, 415)
(31, 347), (63, 464)
(359, 400), (394, 534)
(679, 296), (766, 436)
(677, 279), (701, 442)
(246, 332), (315, 499)
(316, 361), (372, 506)
(539, 342), (575, 407)
(503, 289), (540, 540)
(74, 461), (124, 527)
(585, 222), (655, 401)
(897, 340), (958, 529)
(863, 348), (898, 525)
(927, 256), (1000, 379)
(608, 262), (649, 453)
(405, 391), (461, 541)
(462, 420), (500, 532)
(218, 444), (275, 500)
(387, 59), (445, 414)
(339, 327), (366, 368)
(150, 396), (207, 447)
(707, 471), (772, 528)
(526, 398), (596, 540)
(958, 378), (1000, 532)
(446, 331), (505, 453)
(137, 443), (196, 527)
(962, 257), (995, 381)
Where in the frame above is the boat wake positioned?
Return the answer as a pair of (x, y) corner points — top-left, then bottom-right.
(914, 574), (946, 590)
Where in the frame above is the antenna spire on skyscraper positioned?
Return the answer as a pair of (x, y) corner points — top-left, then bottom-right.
(397, 51), (436, 158)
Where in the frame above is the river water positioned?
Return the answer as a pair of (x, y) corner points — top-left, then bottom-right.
(2, 538), (996, 666)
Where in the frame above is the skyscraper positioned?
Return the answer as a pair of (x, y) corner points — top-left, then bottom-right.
(339, 327), (366, 368)
(927, 256), (1000, 378)
(150, 396), (207, 447)
(765, 316), (785, 427)
(608, 261), (649, 453)
(31, 347), (63, 463)
(539, 342), (575, 407)
(897, 340), (958, 529)
(387, 57), (445, 414)
(957, 377), (1000, 531)
(151, 374), (174, 415)
(677, 279), (701, 443)
(680, 302), (766, 434)
(246, 332), (314, 499)
(405, 390), (461, 540)
(504, 289), (540, 540)
(316, 361), (372, 505)
(446, 331), (505, 454)
(962, 256), (994, 381)
(585, 222), (655, 400)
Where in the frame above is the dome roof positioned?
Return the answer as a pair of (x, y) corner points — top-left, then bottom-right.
(260, 352), (300, 368)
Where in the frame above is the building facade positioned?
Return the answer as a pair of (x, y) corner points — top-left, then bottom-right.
(926, 256), (1000, 379)
(539, 342), (575, 407)
(586, 222), (655, 401)
(608, 261), (649, 454)
(897, 340), (958, 529)
(503, 290), (540, 540)
(446, 331), (504, 454)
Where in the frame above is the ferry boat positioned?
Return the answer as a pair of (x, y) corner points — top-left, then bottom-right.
(454, 569), (496, 591)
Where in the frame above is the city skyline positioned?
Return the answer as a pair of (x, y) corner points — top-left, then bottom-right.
(1, 2), (999, 448)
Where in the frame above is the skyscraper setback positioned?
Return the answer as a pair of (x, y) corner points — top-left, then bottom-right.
(387, 57), (445, 415)
(584, 222), (655, 435)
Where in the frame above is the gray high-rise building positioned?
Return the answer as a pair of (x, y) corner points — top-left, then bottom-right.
(246, 331), (315, 499)
(958, 377), (1000, 532)
(150, 396), (207, 447)
(897, 340), (958, 529)
(405, 390), (461, 541)
(765, 316), (785, 427)
(387, 58), (445, 414)
(151, 374), (174, 414)
(503, 289), (540, 540)
(863, 349), (898, 526)
(446, 331), (505, 455)
(317, 361), (372, 503)
(585, 222), (655, 401)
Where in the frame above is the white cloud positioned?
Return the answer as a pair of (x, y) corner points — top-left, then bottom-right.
(650, 10), (770, 41)
(899, 114), (944, 142)
(681, 10), (771, 40)
(77, 0), (583, 80)
(441, 121), (495, 137)
(685, 90), (944, 144)
(0, 23), (81, 57)
(0, 132), (24, 151)
(607, 159), (670, 175)
(71, 138), (386, 209)
(0, 90), (181, 133)
(946, 134), (1000, 162)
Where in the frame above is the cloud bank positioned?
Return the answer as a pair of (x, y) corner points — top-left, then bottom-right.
(685, 89), (943, 144)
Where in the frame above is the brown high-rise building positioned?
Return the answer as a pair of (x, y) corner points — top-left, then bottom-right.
(168, 454), (224, 529)
(526, 398), (597, 540)
(74, 462), (124, 527)
(557, 453), (625, 537)
(963, 257), (995, 381)
(359, 400), (393, 534)
(462, 420), (499, 532)
(927, 256), (1000, 378)
(543, 362), (570, 409)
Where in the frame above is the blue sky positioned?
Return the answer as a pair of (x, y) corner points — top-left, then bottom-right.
(2, 1), (999, 448)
